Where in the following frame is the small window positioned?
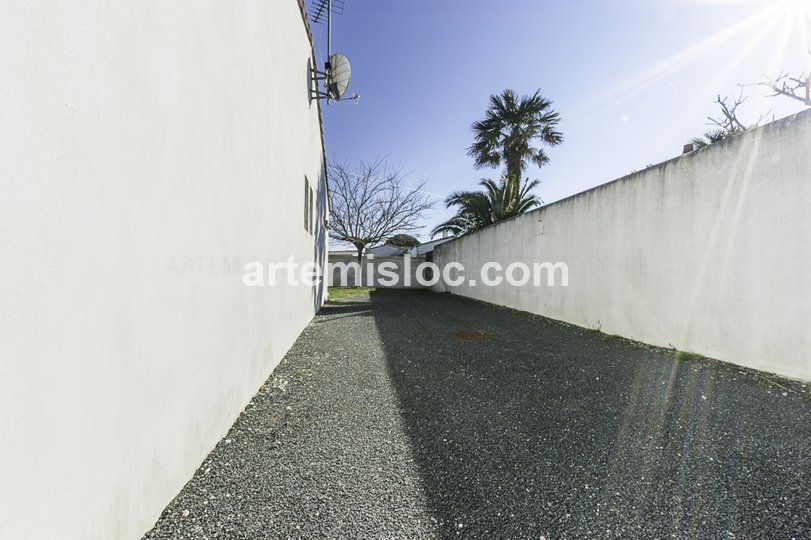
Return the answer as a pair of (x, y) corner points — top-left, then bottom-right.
(304, 177), (310, 233)
(309, 187), (314, 234)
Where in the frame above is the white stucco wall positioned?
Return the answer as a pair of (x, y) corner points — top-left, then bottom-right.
(433, 110), (811, 381)
(328, 254), (429, 289)
(0, 1), (327, 538)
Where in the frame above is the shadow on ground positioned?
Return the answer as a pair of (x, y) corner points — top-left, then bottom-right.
(312, 300), (372, 323)
(370, 289), (811, 538)
(143, 289), (810, 539)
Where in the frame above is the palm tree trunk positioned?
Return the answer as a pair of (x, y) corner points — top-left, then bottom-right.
(506, 156), (522, 185)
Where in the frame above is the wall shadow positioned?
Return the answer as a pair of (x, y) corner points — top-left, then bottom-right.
(369, 289), (811, 538)
(311, 165), (328, 314)
(313, 300), (372, 322)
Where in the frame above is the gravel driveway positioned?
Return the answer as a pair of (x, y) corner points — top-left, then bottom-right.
(144, 289), (811, 539)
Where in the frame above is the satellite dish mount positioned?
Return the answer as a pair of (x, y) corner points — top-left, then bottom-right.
(310, 0), (358, 104)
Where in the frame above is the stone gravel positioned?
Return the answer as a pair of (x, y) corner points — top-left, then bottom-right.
(144, 289), (811, 539)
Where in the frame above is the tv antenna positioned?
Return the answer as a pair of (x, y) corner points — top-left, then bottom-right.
(310, 0), (359, 104)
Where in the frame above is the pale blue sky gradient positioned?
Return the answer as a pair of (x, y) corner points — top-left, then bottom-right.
(311, 0), (810, 241)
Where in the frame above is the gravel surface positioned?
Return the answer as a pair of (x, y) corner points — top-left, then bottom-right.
(144, 289), (811, 539)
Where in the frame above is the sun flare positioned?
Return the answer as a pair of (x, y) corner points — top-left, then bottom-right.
(782, 0), (811, 17)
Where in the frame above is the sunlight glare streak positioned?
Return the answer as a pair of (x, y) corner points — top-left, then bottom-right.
(568, 4), (782, 125)
(695, 13), (782, 103)
(782, 0), (811, 19)
(765, 14), (796, 78)
(677, 122), (769, 356)
(795, 3), (811, 62)
(719, 127), (765, 287)
(674, 13), (782, 141)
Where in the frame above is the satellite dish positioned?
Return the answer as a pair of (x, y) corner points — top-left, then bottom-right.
(326, 54), (351, 100)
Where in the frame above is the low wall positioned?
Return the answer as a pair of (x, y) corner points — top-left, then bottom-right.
(328, 254), (428, 289)
(433, 110), (811, 381)
(0, 1), (327, 538)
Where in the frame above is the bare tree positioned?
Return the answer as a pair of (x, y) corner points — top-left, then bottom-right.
(708, 92), (750, 133)
(748, 42), (811, 108)
(690, 92), (770, 148)
(756, 70), (811, 107)
(328, 158), (434, 265)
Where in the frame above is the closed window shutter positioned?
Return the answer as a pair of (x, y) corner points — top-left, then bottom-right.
(304, 177), (310, 232)
(309, 187), (314, 234)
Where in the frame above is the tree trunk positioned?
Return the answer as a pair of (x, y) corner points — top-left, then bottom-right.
(506, 159), (522, 186)
(353, 243), (364, 287)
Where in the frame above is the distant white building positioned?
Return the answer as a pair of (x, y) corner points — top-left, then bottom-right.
(368, 244), (406, 257)
(407, 237), (454, 259)
(330, 236), (454, 260)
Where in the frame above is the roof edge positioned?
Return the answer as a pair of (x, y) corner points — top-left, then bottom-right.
(296, 0), (329, 202)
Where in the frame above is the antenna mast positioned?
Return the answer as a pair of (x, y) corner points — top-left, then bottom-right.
(310, 0), (345, 55)
(309, 0), (356, 104)
(327, 0), (332, 59)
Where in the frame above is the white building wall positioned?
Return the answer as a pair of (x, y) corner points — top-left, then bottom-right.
(433, 110), (811, 381)
(0, 1), (327, 538)
(328, 254), (429, 289)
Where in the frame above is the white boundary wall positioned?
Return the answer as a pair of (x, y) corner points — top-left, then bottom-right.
(0, 1), (327, 538)
(328, 254), (429, 289)
(433, 110), (811, 381)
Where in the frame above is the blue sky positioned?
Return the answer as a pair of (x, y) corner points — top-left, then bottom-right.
(310, 0), (810, 242)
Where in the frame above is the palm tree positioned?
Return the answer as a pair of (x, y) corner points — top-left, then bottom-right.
(468, 89), (563, 181)
(432, 175), (541, 237)
(690, 129), (733, 149)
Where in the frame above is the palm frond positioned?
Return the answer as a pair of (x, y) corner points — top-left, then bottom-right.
(432, 174), (542, 237)
(468, 89), (563, 179)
